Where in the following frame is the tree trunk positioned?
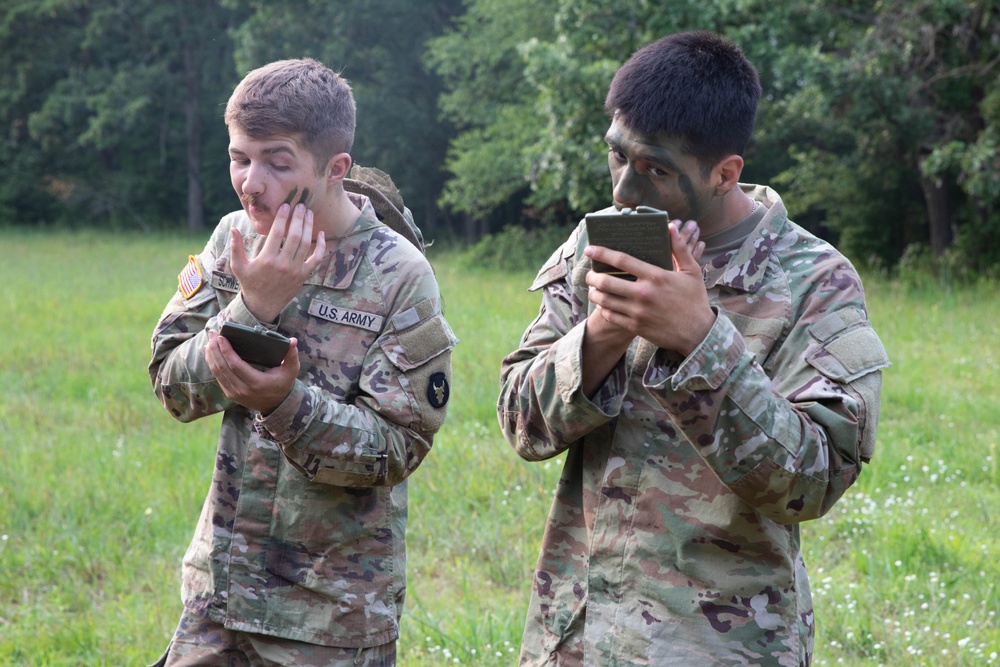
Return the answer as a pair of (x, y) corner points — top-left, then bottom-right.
(183, 39), (204, 230)
(919, 173), (953, 255)
(422, 198), (434, 235)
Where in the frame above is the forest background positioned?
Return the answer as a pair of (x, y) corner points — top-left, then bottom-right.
(2, 0), (999, 276)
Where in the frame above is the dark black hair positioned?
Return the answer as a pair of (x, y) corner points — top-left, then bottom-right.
(605, 31), (762, 174)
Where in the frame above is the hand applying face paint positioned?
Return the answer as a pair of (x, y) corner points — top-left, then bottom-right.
(229, 200), (327, 324)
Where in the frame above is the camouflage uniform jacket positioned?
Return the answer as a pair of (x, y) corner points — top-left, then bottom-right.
(498, 185), (888, 666)
(149, 195), (457, 648)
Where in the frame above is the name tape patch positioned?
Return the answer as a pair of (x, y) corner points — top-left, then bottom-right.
(309, 300), (385, 332)
(211, 271), (241, 293)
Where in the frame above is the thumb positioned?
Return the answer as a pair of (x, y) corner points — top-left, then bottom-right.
(670, 222), (701, 274)
(229, 228), (248, 280)
(280, 337), (301, 375)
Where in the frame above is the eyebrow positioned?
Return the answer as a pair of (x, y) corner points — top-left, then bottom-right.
(228, 146), (296, 158)
(606, 133), (684, 174)
(642, 151), (682, 174)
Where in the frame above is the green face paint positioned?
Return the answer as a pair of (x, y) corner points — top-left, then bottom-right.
(281, 186), (299, 206)
(298, 187), (310, 207)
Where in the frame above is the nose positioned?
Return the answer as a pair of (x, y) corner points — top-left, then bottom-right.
(612, 165), (642, 210)
(240, 161), (265, 196)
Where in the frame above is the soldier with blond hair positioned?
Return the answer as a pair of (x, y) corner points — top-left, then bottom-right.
(149, 58), (456, 667)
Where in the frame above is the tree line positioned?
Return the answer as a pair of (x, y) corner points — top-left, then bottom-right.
(2, 0), (997, 271)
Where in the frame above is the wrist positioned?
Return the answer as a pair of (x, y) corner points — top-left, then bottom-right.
(241, 294), (281, 325)
(677, 309), (717, 358)
(585, 310), (634, 351)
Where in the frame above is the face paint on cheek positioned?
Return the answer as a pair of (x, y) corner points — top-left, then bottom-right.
(678, 173), (706, 219)
(282, 186), (299, 206)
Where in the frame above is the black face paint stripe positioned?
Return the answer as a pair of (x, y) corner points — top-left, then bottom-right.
(678, 172), (704, 220)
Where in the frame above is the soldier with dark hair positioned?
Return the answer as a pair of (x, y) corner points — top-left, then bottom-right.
(149, 58), (456, 667)
(498, 32), (888, 665)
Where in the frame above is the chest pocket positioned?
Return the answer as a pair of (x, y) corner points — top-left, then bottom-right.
(203, 235), (241, 311)
(721, 308), (786, 366)
(298, 292), (386, 400)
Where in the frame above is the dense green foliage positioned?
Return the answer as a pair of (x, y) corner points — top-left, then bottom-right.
(1, 1), (998, 270)
(0, 0), (458, 233)
(0, 0), (242, 230)
(428, 0), (1000, 271)
(1, 232), (998, 665)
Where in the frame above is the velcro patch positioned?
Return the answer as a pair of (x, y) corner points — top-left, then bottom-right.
(178, 255), (203, 299)
(308, 299), (384, 332)
(825, 327), (890, 379)
(807, 325), (889, 383)
(379, 313), (458, 371)
(810, 309), (866, 342)
(392, 298), (439, 331)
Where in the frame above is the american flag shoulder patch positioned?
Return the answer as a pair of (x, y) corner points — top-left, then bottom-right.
(178, 255), (204, 299)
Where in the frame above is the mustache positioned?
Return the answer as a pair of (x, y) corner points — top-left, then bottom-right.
(241, 193), (269, 214)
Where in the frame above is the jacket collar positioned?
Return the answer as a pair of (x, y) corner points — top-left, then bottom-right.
(702, 184), (788, 294)
(306, 194), (383, 290)
(239, 195), (383, 291)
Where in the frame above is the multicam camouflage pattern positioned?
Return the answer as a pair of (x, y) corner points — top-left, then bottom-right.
(149, 195), (456, 648)
(498, 185), (889, 666)
(152, 608), (396, 666)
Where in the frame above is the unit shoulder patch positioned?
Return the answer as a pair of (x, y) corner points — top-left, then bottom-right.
(427, 371), (450, 409)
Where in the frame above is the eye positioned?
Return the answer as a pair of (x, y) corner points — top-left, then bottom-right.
(608, 148), (626, 163)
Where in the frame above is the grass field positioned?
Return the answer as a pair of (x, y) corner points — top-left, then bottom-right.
(0, 229), (997, 666)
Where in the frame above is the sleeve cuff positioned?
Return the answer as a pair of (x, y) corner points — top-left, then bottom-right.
(554, 321), (627, 417)
(255, 380), (311, 442)
(224, 292), (280, 330)
(644, 309), (746, 393)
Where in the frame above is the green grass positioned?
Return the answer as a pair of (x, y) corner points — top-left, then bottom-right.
(1, 230), (998, 666)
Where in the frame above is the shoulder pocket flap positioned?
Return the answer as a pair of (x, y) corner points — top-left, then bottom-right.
(379, 313), (459, 371)
(529, 245), (569, 292)
(807, 325), (890, 383)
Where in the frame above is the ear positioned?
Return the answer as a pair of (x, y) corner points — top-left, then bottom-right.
(324, 152), (353, 184)
(712, 154), (745, 196)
